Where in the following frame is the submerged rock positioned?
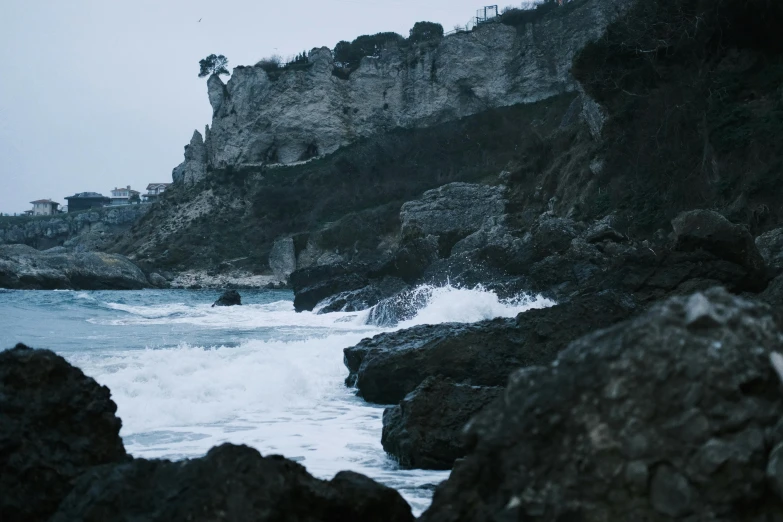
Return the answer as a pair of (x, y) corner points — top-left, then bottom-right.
(421, 288), (783, 521)
(212, 289), (242, 307)
(345, 291), (637, 404)
(382, 376), (502, 470)
(0, 344), (127, 522)
(0, 244), (149, 290)
(51, 443), (414, 522)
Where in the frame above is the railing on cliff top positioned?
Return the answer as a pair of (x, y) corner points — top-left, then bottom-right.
(444, 0), (565, 36)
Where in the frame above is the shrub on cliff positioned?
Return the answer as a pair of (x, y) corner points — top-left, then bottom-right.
(255, 55), (282, 72)
(333, 32), (404, 71)
(198, 54), (229, 78)
(408, 22), (444, 43)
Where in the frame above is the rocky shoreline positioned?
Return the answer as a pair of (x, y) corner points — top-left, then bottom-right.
(6, 285), (783, 520)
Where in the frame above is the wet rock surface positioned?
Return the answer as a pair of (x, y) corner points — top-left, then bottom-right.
(212, 289), (242, 306)
(344, 291), (637, 404)
(382, 376), (502, 470)
(51, 444), (414, 522)
(420, 288), (783, 521)
(0, 344), (127, 522)
(0, 244), (149, 290)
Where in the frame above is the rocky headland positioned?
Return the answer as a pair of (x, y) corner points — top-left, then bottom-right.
(5, 0), (783, 517)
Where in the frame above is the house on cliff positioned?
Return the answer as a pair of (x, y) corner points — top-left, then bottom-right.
(65, 192), (111, 212)
(110, 186), (141, 206)
(29, 199), (60, 216)
(142, 183), (170, 202)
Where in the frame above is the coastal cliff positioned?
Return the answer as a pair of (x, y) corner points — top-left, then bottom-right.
(0, 205), (150, 251)
(177, 0), (627, 176)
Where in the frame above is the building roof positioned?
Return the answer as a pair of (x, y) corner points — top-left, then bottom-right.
(30, 199), (59, 205)
(66, 192), (109, 199)
(146, 183), (171, 190)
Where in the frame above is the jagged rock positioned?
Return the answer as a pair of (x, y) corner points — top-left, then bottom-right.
(399, 183), (506, 242)
(760, 273), (783, 306)
(0, 244), (149, 290)
(371, 235), (440, 283)
(382, 376), (502, 470)
(344, 291), (637, 404)
(672, 209), (767, 290)
(51, 443), (414, 522)
(147, 272), (168, 288)
(0, 344), (127, 522)
(757, 227), (783, 274)
(171, 129), (207, 184)
(319, 276), (409, 314)
(290, 263), (370, 312)
(203, 0), (630, 169)
(212, 289), (241, 307)
(420, 289), (783, 522)
(269, 236), (297, 281)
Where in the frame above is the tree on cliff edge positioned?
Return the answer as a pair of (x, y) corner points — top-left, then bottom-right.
(198, 54), (229, 78)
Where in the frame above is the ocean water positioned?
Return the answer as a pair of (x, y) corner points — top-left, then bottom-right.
(0, 285), (553, 514)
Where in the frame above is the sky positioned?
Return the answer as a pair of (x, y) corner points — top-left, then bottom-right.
(0, 0), (510, 214)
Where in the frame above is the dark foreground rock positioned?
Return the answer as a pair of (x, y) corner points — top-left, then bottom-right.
(421, 288), (783, 522)
(345, 291), (637, 404)
(382, 376), (501, 470)
(290, 263), (370, 312)
(51, 443), (414, 522)
(0, 344), (127, 522)
(0, 244), (149, 290)
(212, 289), (242, 307)
(672, 209), (767, 291)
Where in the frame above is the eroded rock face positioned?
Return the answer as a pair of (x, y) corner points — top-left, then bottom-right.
(0, 344), (127, 522)
(269, 236), (297, 281)
(171, 129), (208, 184)
(382, 376), (502, 470)
(201, 0), (629, 169)
(0, 244), (149, 290)
(757, 227), (783, 274)
(421, 288), (783, 522)
(51, 443), (414, 522)
(344, 291), (637, 404)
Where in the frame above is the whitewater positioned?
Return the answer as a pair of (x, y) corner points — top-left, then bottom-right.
(0, 285), (552, 514)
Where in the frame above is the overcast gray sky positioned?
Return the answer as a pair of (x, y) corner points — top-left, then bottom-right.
(0, 0), (506, 214)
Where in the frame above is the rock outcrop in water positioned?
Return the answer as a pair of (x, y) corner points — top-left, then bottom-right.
(212, 289), (242, 306)
(51, 444), (414, 522)
(382, 376), (502, 470)
(0, 244), (149, 290)
(344, 291), (637, 404)
(421, 288), (783, 521)
(0, 344), (127, 522)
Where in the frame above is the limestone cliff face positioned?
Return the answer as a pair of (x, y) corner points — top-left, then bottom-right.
(0, 205), (150, 251)
(171, 0), (627, 178)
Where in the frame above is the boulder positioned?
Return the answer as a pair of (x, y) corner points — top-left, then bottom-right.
(212, 289), (242, 307)
(290, 263), (370, 312)
(756, 227), (783, 274)
(672, 209), (767, 290)
(147, 272), (169, 288)
(382, 376), (502, 470)
(421, 288), (783, 522)
(344, 291), (637, 404)
(51, 443), (414, 522)
(0, 244), (149, 290)
(0, 344), (127, 522)
(269, 236), (297, 281)
(318, 276), (409, 314)
(399, 183), (506, 241)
